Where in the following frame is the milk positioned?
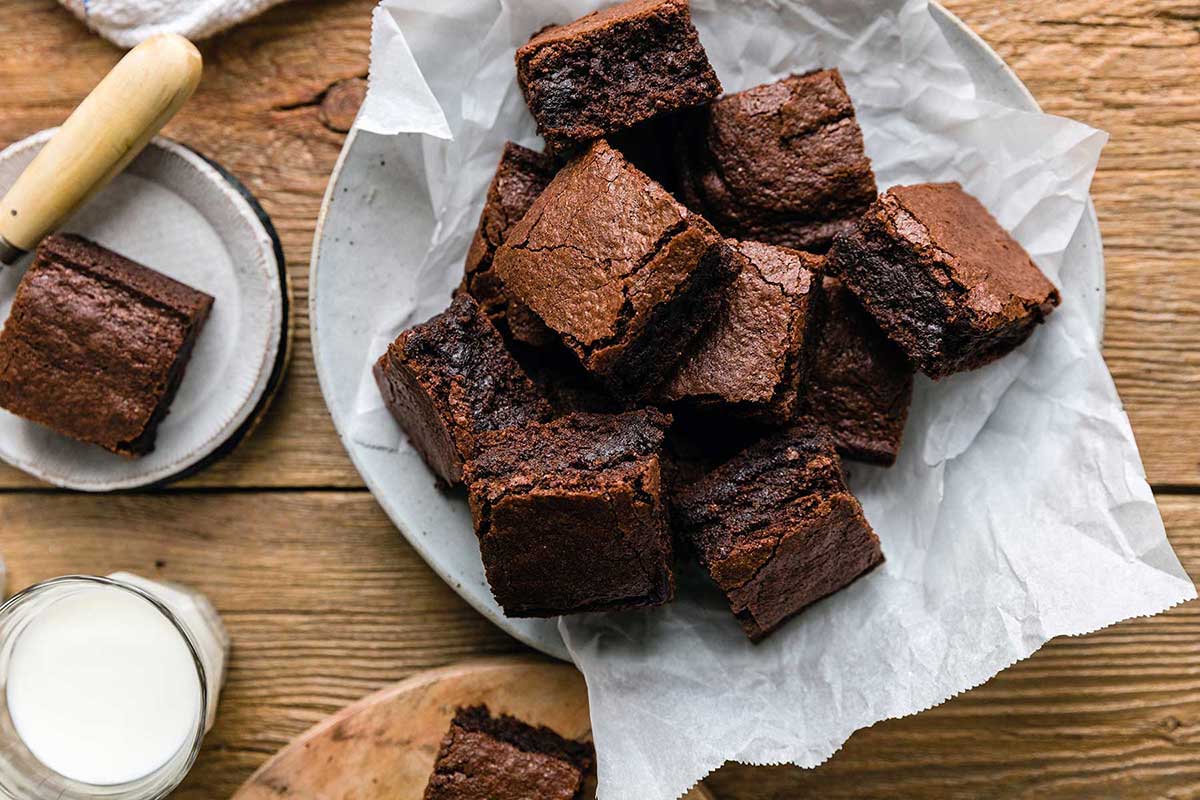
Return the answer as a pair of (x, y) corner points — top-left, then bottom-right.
(0, 574), (229, 794)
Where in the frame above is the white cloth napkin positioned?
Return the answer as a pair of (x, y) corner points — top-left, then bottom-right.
(58, 0), (289, 48)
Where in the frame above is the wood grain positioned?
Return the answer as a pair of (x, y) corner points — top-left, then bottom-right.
(0, 491), (1196, 799)
(232, 656), (714, 800)
(0, 0), (1195, 487)
(0, 1), (1196, 799)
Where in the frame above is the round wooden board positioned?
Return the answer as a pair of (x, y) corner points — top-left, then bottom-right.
(233, 656), (715, 800)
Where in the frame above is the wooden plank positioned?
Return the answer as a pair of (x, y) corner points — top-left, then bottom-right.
(0, 491), (1196, 798)
(0, 0), (1196, 488)
(938, 0), (1200, 488)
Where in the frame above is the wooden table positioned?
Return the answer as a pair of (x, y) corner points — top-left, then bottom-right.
(0, 1), (1195, 797)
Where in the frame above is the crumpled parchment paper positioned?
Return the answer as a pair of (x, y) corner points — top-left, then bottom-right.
(354, 1), (1197, 798)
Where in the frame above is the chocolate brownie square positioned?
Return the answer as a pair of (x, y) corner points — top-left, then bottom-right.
(494, 140), (739, 399)
(674, 68), (878, 253)
(464, 410), (675, 617)
(516, 0), (721, 153)
(424, 705), (594, 800)
(828, 182), (1061, 378)
(459, 142), (558, 345)
(806, 277), (913, 466)
(0, 234), (213, 457)
(674, 426), (884, 642)
(373, 294), (552, 486)
(658, 240), (825, 424)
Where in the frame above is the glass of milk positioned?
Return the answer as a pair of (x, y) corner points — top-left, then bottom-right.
(0, 573), (229, 799)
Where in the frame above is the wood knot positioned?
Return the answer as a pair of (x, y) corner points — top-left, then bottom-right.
(319, 78), (367, 134)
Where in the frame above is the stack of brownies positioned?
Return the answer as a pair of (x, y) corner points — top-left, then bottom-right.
(375, 0), (1061, 643)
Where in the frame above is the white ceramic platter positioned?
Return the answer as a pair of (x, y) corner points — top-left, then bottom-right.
(311, 3), (1106, 661)
(0, 131), (289, 491)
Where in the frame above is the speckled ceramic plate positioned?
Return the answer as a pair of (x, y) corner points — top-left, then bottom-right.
(0, 131), (290, 491)
(311, 2), (1106, 661)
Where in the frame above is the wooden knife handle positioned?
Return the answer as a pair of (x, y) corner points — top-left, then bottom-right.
(0, 34), (202, 264)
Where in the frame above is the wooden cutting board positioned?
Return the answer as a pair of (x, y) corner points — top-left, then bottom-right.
(233, 656), (715, 799)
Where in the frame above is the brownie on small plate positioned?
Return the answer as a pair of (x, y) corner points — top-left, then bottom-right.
(674, 68), (878, 253)
(516, 0), (721, 153)
(0, 234), (213, 457)
(373, 294), (552, 486)
(658, 240), (824, 424)
(424, 705), (594, 800)
(806, 277), (913, 466)
(459, 142), (558, 346)
(494, 140), (739, 399)
(829, 182), (1061, 378)
(464, 410), (675, 617)
(674, 425), (884, 642)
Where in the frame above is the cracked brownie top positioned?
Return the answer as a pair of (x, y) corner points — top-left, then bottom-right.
(657, 240), (825, 423)
(674, 68), (878, 253)
(0, 233), (213, 457)
(494, 139), (737, 397)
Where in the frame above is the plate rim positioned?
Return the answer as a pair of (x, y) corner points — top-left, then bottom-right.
(309, 0), (1107, 660)
(0, 131), (291, 491)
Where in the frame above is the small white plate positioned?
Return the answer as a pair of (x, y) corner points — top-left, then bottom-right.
(0, 131), (290, 491)
(311, 2), (1106, 660)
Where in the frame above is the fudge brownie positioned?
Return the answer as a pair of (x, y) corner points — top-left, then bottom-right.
(494, 139), (739, 399)
(828, 182), (1061, 378)
(460, 142), (558, 345)
(464, 410), (675, 617)
(424, 705), (594, 800)
(373, 294), (552, 486)
(0, 233), (213, 457)
(674, 69), (878, 253)
(674, 425), (884, 642)
(806, 277), (913, 466)
(515, 0), (721, 153)
(658, 240), (825, 424)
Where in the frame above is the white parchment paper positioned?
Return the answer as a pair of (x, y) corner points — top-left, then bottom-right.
(355, 1), (1197, 797)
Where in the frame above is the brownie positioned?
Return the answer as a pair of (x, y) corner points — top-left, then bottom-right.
(674, 69), (878, 253)
(674, 426), (884, 642)
(464, 410), (675, 617)
(0, 233), (213, 457)
(373, 294), (552, 486)
(515, 0), (721, 153)
(828, 182), (1061, 378)
(460, 142), (558, 345)
(494, 139), (739, 399)
(424, 705), (594, 800)
(657, 240), (824, 423)
(805, 277), (914, 466)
